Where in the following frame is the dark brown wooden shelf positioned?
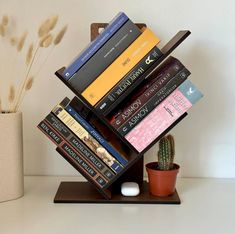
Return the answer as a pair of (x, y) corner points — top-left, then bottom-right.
(54, 181), (181, 204)
(51, 22), (187, 203)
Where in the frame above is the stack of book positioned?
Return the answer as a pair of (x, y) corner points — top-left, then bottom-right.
(38, 12), (203, 194)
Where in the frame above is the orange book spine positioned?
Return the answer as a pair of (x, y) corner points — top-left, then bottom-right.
(81, 28), (160, 106)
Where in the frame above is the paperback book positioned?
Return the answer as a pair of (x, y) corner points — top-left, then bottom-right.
(109, 56), (185, 129)
(44, 113), (115, 180)
(38, 121), (108, 188)
(52, 99), (124, 173)
(125, 79), (203, 152)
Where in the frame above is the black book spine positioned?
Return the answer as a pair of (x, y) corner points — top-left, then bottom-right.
(68, 20), (141, 93)
(45, 113), (115, 180)
(118, 67), (190, 136)
(37, 120), (108, 188)
(95, 46), (163, 112)
(110, 56), (184, 129)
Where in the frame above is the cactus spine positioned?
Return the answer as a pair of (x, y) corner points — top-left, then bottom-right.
(157, 134), (175, 170)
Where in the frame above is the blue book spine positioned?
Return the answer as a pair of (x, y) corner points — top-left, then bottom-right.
(65, 105), (129, 166)
(63, 12), (129, 80)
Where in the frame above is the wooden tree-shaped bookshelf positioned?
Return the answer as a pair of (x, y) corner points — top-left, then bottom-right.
(53, 23), (191, 204)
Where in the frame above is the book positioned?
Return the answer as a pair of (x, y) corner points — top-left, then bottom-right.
(118, 67), (190, 136)
(68, 20), (142, 93)
(95, 46), (163, 112)
(63, 12), (128, 79)
(44, 113), (115, 180)
(110, 56), (185, 129)
(125, 79), (203, 152)
(81, 28), (161, 106)
(65, 104), (129, 166)
(37, 120), (108, 188)
(52, 99), (124, 173)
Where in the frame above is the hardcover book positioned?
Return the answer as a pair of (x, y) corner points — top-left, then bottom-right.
(63, 12), (128, 79)
(68, 20), (142, 93)
(116, 67), (190, 136)
(109, 56), (185, 129)
(81, 28), (161, 106)
(95, 46), (163, 112)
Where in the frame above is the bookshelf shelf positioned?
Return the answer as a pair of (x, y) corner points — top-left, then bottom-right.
(50, 22), (192, 203)
(54, 181), (180, 204)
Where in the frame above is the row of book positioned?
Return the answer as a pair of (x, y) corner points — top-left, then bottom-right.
(38, 12), (203, 192)
(38, 97), (129, 189)
(62, 12), (162, 109)
(107, 56), (203, 152)
(58, 12), (203, 153)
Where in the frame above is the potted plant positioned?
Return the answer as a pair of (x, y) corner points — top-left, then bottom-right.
(146, 134), (180, 197)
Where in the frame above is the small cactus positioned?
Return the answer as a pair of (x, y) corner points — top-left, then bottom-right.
(157, 134), (175, 170)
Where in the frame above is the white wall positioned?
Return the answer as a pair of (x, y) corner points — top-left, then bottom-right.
(1, 0), (234, 178)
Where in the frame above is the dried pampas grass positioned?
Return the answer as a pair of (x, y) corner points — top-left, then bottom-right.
(49, 15), (58, 31)
(17, 31), (27, 52)
(8, 85), (16, 103)
(54, 25), (67, 45)
(25, 77), (34, 90)
(38, 15), (58, 38)
(1, 14), (68, 113)
(39, 34), (53, 48)
(26, 43), (34, 65)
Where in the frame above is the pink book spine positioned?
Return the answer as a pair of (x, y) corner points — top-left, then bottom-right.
(125, 89), (193, 152)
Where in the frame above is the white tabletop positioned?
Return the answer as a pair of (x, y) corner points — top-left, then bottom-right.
(0, 176), (234, 234)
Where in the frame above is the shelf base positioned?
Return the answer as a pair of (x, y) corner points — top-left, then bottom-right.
(54, 181), (181, 204)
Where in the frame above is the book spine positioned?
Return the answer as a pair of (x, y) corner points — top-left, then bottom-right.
(81, 28), (161, 106)
(125, 79), (203, 152)
(111, 57), (184, 128)
(118, 67), (190, 136)
(44, 113), (115, 180)
(65, 105), (128, 166)
(37, 121), (107, 188)
(95, 46), (163, 112)
(68, 20), (142, 93)
(63, 12), (128, 79)
(52, 104), (123, 174)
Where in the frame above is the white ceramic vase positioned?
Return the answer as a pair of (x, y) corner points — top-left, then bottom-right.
(0, 112), (24, 202)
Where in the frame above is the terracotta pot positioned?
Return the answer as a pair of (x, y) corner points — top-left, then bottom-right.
(0, 112), (24, 202)
(146, 162), (179, 197)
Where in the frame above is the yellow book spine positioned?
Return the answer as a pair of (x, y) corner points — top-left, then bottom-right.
(82, 28), (160, 106)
